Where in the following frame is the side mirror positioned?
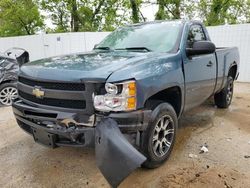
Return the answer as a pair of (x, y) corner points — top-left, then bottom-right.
(186, 41), (216, 56)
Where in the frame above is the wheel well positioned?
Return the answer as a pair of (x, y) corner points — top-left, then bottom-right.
(145, 86), (182, 116)
(0, 80), (15, 85)
(228, 64), (237, 80)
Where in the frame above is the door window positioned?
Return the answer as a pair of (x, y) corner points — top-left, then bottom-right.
(187, 25), (206, 48)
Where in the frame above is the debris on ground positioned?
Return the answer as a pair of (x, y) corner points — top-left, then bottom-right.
(226, 138), (232, 142)
(200, 145), (209, 153)
(188, 153), (198, 158)
(224, 181), (233, 188)
(248, 141), (250, 145)
(244, 155), (250, 159)
(195, 173), (200, 177)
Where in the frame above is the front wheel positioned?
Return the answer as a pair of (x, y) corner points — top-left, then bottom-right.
(0, 83), (18, 106)
(141, 102), (178, 169)
(214, 76), (234, 108)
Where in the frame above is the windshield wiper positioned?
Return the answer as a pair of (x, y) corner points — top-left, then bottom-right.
(94, 46), (112, 51)
(115, 47), (152, 52)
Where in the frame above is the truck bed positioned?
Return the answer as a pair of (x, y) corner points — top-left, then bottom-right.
(214, 47), (239, 93)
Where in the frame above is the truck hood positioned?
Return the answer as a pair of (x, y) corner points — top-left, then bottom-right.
(19, 51), (152, 82)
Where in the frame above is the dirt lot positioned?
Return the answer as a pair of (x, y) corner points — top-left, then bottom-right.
(0, 82), (250, 188)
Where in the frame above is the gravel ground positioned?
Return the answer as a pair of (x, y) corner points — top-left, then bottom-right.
(0, 82), (250, 188)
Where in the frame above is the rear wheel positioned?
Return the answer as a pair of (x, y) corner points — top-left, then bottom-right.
(214, 76), (234, 108)
(141, 101), (178, 168)
(0, 83), (18, 106)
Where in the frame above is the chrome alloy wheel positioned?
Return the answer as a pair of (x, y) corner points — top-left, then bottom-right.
(226, 80), (233, 105)
(0, 87), (18, 106)
(152, 115), (175, 157)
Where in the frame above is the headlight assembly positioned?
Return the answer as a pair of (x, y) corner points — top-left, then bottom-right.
(94, 80), (136, 112)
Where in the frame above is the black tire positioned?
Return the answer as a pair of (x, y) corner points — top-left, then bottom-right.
(0, 82), (18, 106)
(140, 101), (178, 169)
(214, 76), (234, 108)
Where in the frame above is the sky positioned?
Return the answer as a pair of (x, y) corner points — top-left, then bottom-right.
(141, 3), (158, 21)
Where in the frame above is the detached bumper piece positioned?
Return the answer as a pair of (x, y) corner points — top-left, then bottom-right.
(95, 118), (146, 187)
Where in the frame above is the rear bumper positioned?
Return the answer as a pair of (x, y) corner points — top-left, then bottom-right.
(12, 99), (151, 148)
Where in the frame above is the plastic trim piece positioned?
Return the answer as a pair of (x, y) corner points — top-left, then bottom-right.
(95, 118), (146, 187)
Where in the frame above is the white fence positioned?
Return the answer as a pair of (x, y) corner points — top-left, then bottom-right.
(0, 32), (110, 61)
(207, 25), (250, 82)
(0, 24), (250, 82)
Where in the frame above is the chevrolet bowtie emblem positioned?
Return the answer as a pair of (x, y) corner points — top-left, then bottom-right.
(32, 87), (45, 98)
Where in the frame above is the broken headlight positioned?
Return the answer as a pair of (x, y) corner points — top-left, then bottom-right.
(94, 80), (136, 112)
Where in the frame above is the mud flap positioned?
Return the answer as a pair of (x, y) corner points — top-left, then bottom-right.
(95, 118), (146, 187)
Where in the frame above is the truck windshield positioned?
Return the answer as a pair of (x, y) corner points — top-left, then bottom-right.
(96, 21), (182, 53)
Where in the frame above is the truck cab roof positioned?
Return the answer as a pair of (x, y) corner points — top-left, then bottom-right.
(127, 19), (203, 27)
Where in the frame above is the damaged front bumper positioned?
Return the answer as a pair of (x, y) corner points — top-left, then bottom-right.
(12, 99), (151, 148)
(12, 99), (150, 187)
(13, 100), (96, 147)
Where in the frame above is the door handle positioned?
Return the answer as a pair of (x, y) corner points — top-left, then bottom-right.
(207, 61), (213, 67)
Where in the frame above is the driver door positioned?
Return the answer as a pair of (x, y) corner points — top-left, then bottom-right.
(184, 24), (217, 111)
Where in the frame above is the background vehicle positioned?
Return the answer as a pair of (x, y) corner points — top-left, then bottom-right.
(12, 20), (239, 186)
(0, 48), (29, 106)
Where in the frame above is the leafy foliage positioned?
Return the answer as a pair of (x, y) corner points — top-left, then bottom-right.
(40, 0), (70, 32)
(0, 0), (44, 37)
(198, 0), (246, 26)
(40, 0), (130, 32)
(1, 0), (250, 37)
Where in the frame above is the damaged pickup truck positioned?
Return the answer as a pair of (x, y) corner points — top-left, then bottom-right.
(12, 20), (239, 187)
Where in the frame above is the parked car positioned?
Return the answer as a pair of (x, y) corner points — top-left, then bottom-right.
(0, 48), (29, 106)
(12, 20), (239, 187)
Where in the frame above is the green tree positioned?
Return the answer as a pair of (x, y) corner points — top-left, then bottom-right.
(155, 0), (181, 19)
(101, 0), (130, 30)
(70, 0), (80, 32)
(89, 0), (130, 31)
(244, 0), (250, 23)
(129, 0), (140, 23)
(41, 0), (82, 32)
(154, 0), (195, 20)
(41, 0), (129, 32)
(155, 0), (167, 19)
(41, 0), (70, 32)
(77, 0), (107, 31)
(0, 0), (44, 37)
(198, 0), (245, 26)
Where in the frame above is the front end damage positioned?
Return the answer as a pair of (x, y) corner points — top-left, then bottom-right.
(13, 100), (96, 147)
(12, 99), (150, 187)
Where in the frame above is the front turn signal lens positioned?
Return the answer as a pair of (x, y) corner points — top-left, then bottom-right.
(127, 97), (136, 110)
(128, 82), (136, 96)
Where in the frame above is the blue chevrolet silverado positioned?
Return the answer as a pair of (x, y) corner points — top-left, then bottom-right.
(12, 20), (239, 187)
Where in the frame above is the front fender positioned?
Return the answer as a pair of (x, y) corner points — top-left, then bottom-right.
(107, 52), (185, 109)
